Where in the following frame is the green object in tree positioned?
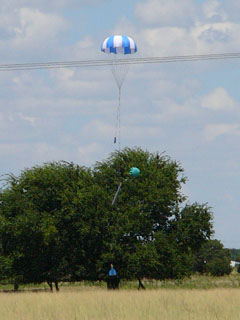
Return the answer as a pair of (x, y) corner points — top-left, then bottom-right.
(130, 167), (140, 177)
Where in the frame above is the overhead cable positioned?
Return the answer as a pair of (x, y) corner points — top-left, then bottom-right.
(0, 52), (240, 71)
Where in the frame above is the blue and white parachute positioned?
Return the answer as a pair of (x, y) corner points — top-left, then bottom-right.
(101, 35), (137, 55)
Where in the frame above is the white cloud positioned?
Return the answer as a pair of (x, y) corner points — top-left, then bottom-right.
(82, 120), (114, 140)
(62, 36), (98, 60)
(76, 37), (94, 50)
(150, 99), (200, 123)
(52, 68), (104, 95)
(0, 112), (5, 122)
(201, 88), (237, 111)
(0, 142), (64, 167)
(139, 27), (191, 56)
(192, 22), (240, 49)
(0, 141), (89, 168)
(13, 8), (69, 45)
(133, 0), (240, 57)
(0, 0), (107, 11)
(49, 67), (115, 109)
(122, 124), (164, 142)
(137, 21), (240, 56)
(12, 73), (52, 100)
(18, 113), (37, 126)
(211, 1), (240, 23)
(204, 123), (240, 141)
(135, 0), (196, 26)
(203, 0), (227, 21)
(77, 142), (102, 165)
(0, 143), (27, 156)
(0, 8), (70, 61)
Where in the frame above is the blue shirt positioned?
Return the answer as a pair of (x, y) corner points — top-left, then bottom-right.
(109, 268), (117, 276)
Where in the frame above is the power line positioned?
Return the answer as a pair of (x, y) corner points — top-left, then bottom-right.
(0, 52), (240, 71)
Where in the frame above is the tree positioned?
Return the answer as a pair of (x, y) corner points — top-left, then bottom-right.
(0, 162), (93, 290)
(0, 148), (215, 288)
(229, 249), (240, 262)
(194, 240), (232, 276)
(92, 148), (213, 283)
(170, 203), (214, 255)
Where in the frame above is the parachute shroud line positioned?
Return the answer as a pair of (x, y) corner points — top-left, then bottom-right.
(112, 182), (122, 206)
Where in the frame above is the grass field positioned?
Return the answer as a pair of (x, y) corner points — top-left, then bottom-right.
(2, 271), (240, 292)
(1, 273), (240, 320)
(1, 287), (240, 320)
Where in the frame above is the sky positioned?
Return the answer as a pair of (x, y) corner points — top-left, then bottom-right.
(0, 0), (240, 248)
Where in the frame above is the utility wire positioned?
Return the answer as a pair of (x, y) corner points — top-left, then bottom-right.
(0, 52), (240, 71)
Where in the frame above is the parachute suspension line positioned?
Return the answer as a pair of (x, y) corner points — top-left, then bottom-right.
(112, 88), (122, 206)
(114, 85), (122, 150)
(111, 61), (128, 150)
(117, 86), (121, 151)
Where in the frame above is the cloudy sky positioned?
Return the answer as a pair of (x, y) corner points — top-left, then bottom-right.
(0, 0), (240, 247)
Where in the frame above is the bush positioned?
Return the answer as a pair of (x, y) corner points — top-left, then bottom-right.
(237, 264), (240, 274)
(194, 240), (232, 276)
(206, 257), (232, 276)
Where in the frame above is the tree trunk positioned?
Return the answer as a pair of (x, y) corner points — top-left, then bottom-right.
(55, 281), (59, 292)
(138, 278), (145, 290)
(47, 281), (53, 292)
(14, 282), (19, 291)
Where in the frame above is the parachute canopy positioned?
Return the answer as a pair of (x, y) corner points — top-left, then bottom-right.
(101, 35), (137, 55)
(130, 167), (140, 177)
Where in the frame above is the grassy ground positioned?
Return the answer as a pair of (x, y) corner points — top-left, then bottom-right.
(1, 287), (240, 320)
(1, 272), (240, 319)
(2, 271), (240, 291)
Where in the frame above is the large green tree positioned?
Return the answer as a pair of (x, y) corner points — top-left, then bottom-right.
(0, 162), (93, 289)
(92, 148), (213, 284)
(0, 148), (215, 289)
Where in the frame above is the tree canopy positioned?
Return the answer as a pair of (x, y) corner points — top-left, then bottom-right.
(194, 239), (231, 276)
(0, 148), (216, 289)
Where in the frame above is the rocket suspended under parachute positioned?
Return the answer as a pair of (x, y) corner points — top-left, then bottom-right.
(101, 35), (137, 150)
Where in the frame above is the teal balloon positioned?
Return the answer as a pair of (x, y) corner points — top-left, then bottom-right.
(130, 167), (140, 177)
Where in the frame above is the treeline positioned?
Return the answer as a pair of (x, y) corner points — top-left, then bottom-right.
(0, 148), (231, 290)
(229, 249), (240, 261)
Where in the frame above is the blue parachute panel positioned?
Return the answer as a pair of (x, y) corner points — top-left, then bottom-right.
(101, 35), (137, 55)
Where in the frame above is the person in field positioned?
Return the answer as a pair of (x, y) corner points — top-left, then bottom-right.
(109, 264), (117, 276)
(107, 264), (119, 289)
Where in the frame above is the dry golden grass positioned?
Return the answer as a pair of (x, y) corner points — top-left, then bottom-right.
(1, 287), (240, 320)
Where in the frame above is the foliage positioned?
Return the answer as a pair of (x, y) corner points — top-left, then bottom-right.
(171, 203), (214, 253)
(194, 240), (232, 276)
(0, 162), (92, 286)
(91, 148), (213, 280)
(237, 264), (240, 274)
(0, 148), (215, 287)
(228, 249), (240, 262)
